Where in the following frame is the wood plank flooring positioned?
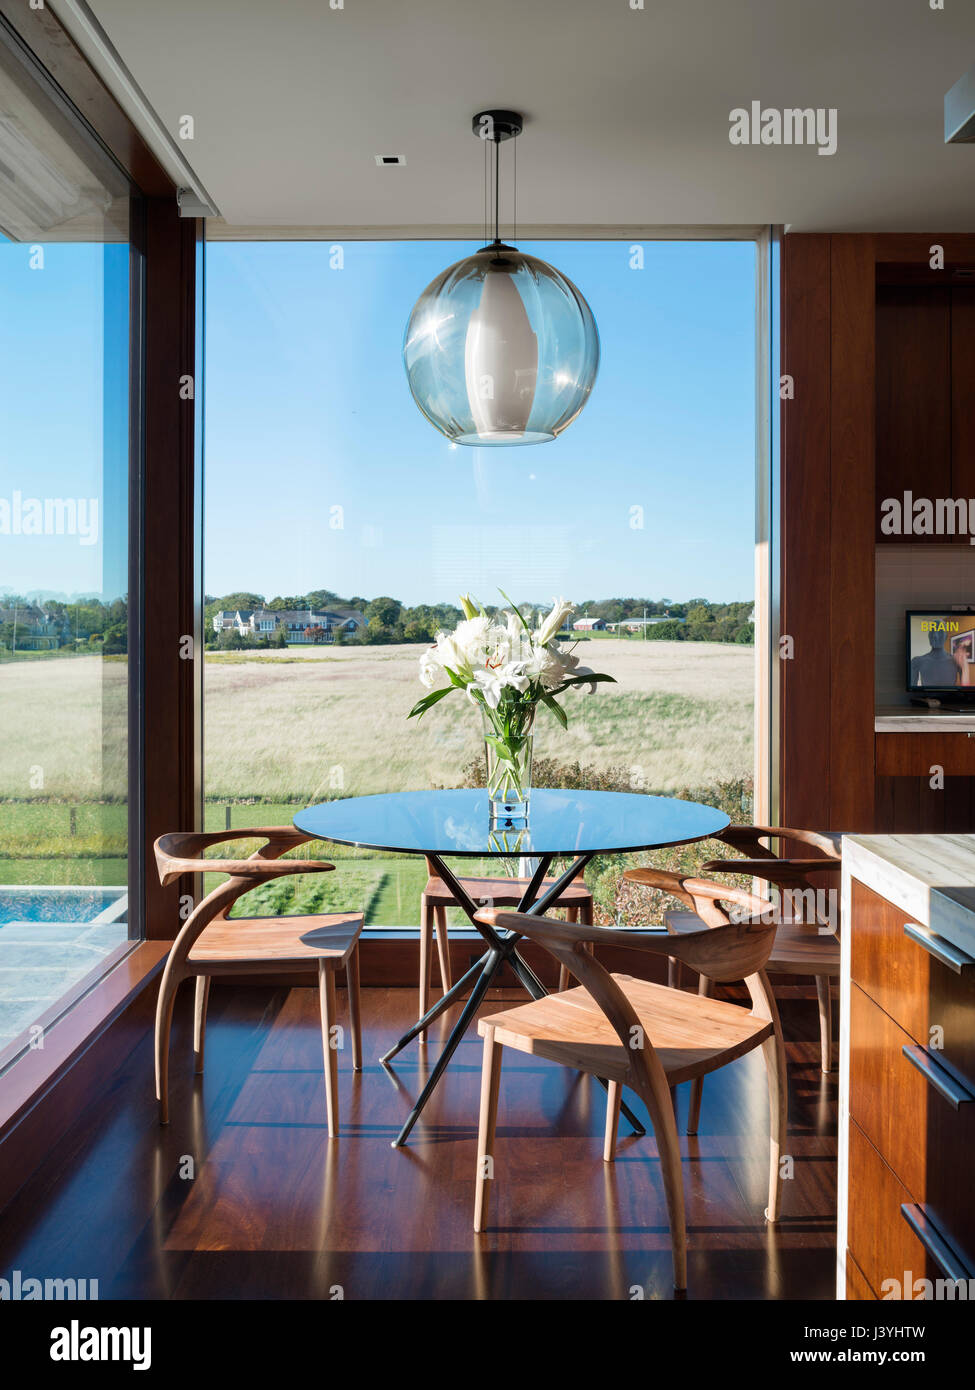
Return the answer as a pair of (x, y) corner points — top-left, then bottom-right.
(0, 983), (838, 1300)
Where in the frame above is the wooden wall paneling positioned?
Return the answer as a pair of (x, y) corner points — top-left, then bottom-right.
(875, 234), (975, 265)
(828, 236), (877, 831)
(875, 732), (975, 776)
(780, 234), (832, 830)
(143, 201), (202, 939)
(951, 286), (975, 499)
(943, 776), (975, 832)
(918, 781), (947, 834)
(892, 773), (921, 833)
(875, 286), (951, 539)
(873, 774), (896, 832)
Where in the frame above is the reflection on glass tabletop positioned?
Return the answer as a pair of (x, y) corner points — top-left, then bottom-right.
(294, 788), (730, 857)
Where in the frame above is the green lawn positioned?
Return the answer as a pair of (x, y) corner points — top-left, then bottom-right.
(1, 640), (753, 928)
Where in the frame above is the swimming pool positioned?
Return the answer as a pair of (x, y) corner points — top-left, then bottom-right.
(0, 886), (128, 926)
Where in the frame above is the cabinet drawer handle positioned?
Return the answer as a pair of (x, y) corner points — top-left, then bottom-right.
(901, 1044), (975, 1109)
(903, 922), (975, 976)
(900, 1204), (972, 1282)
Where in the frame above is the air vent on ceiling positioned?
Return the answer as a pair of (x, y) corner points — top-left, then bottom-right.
(374, 154), (406, 166)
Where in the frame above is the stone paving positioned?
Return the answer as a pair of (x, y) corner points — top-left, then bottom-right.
(0, 894), (128, 1047)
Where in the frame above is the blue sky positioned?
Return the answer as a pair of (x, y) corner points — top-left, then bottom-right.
(0, 238), (755, 608)
(204, 239), (756, 608)
(0, 238), (129, 602)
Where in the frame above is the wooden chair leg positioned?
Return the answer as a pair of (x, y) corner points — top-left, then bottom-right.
(319, 962), (339, 1139)
(346, 942), (363, 1072)
(603, 1079), (622, 1162)
(154, 958), (180, 1125)
(473, 1025), (503, 1233)
(762, 1028), (789, 1222)
(418, 899), (433, 1038)
(667, 956), (682, 990)
(434, 905), (452, 992)
(639, 1070), (688, 1291)
(192, 976), (210, 1074)
(816, 975), (833, 1074)
(558, 907), (579, 993)
(687, 975), (713, 1136)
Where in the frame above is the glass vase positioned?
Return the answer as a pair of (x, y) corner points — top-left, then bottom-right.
(481, 704), (535, 828)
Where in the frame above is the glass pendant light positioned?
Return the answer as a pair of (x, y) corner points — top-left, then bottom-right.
(403, 110), (599, 446)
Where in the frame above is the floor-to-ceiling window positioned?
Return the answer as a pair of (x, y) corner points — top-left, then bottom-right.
(203, 237), (756, 926)
(0, 33), (140, 1061)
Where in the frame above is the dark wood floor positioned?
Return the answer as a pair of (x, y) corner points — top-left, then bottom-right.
(0, 982), (838, 1300)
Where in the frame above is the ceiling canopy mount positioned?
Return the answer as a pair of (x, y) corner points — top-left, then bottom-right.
(471, 109), (523, 143)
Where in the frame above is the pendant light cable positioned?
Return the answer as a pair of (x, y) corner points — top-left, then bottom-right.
(493, 133), (500, 243)
(513, 135), (517, 244)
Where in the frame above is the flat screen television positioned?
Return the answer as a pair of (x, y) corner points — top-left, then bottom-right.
(905, 609), (975, 697)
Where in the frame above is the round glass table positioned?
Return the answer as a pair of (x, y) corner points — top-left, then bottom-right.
(294, 789), (729, 1146)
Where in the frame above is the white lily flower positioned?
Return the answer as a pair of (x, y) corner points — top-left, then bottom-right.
(467, 661), (531, 709)
(435, 632), (472, 679)
(498, 660), (532, 693)
(419, 648), (439, 688)
(536, 596), (574, 646)
(467, 670), (503, 708)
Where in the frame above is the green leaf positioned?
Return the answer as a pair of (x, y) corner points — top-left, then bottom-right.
(548, 672), (618, 696)
(407, 686), (455, 720)
(540, 693), (568, 728)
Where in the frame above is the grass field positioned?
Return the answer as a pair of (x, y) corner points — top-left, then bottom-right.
(201, 638), (753, 800)
(2, 640), (753, 925)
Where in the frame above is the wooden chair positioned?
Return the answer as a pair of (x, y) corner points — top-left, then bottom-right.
(418, 855), (593, 1025)
(664, 826), (841, 1080)
(470, 871), (786, 1292)
(153, 827), (363, 1136)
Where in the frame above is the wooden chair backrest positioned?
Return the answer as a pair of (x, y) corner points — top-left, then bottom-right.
(152, 827), (335, 968)
(476, 871), (781, 1097)
(704, 824), (842, 933)
(481, 867), (779, 1007)
(154, 827), (330, 886)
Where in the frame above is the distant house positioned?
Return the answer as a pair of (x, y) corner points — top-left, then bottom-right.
(572, 617), (606, 631)
(211, 608), (255, 635)
(0, 604), (61, 650)
(212, 607), (366, 643)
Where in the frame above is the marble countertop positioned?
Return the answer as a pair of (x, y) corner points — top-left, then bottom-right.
(875, 705), (975, 731)
(844, 833), (975, 955)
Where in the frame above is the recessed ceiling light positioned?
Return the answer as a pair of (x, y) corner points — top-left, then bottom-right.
(374, 154), (406, 166)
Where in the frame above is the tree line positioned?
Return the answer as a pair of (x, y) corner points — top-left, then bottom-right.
(203, 592), (754, 647)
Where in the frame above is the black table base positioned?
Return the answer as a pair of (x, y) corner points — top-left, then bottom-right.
(380, 850), (646, 1147)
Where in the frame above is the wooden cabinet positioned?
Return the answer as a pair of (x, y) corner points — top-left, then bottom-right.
(875, 733), (975, 778)
(844, 879), (975, 1297)
(952, 288), (975, 501)
(875, 285), (975, 542)
(876, 286), (950, 541)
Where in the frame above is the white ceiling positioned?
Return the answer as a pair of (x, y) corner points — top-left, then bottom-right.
(57, 0), (975, 232)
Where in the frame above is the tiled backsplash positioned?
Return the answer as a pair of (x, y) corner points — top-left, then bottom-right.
(875, 545), (975, 706)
